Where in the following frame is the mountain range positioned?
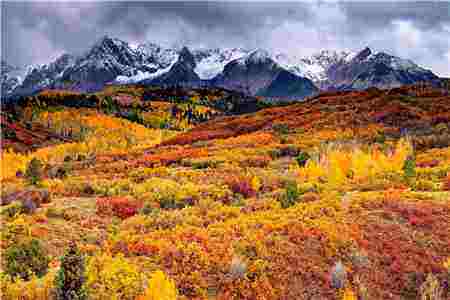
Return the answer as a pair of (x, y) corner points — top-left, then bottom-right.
(1, 36), (441, 101)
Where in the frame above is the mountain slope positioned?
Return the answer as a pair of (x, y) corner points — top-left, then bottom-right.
(273, 50), (356, 87)
(257, 69), (318, 99)
(1, 61), (21, 99)
(211, 49), (318, 99)
(193, 48), (249, 80)
(325, 47), (440, 90)
(5, 37), (441, 100)
(55, 36), (145, 91)
(211, 49), (282, 95)
(146, 47), (200, 86)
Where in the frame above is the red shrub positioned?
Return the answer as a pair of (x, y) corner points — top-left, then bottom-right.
(96, 196), (141, 219)
(416, 159), (439, 168)
(225, 176), (256, 198)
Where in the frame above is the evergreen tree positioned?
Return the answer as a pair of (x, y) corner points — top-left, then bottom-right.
(55, 242), (88, 300)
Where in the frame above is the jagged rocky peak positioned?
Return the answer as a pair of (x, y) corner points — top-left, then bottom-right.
(178, 46), (196, 69)
(245, 49), (272, 64)
(134, 42), (163, 59)
(44, 53), (76, 74)
(85, 35), (137, 63)
(56, 53), (76, 64)
(91, 35), (126, 50)
(354, 47), (372, 61)
(134, 42), (178, 68)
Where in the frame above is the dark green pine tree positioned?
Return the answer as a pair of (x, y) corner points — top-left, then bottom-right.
(54, 242), (88, 300)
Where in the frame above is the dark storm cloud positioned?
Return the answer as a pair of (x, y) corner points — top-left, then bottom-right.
(94, 2), (314, 48)
(1, 1), (449, 76)
(339, 2), (450, 31)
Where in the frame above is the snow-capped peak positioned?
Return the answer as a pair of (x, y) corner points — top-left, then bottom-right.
(273, 49), (351, 82)
(193, 47), (248, 80)
(353, 47), (372, 61)
(134, 42), (178, 68)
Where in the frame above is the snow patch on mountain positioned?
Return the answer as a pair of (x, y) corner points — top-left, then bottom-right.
(390, 57), (417, 70)
(273, 50), (355, 83)
(193, 48), (248, 80)
(135, 43), (178, 68)
(115, 60), (177, 84)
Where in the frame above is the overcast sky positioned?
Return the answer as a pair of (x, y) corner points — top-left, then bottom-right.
(2, 1), (450, 76)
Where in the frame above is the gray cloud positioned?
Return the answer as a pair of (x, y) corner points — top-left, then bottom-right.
(2, 1), (449, 76)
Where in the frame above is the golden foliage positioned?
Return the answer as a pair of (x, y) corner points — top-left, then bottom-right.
(137, 270), (177, 300)
(444, 257), (450, 270)
(296, 139), (414, 188)
(342, 287), (357, 300)
(1, 109), (164, 180)
(0, 269), (56, 300)
(85, 253), (144, 300)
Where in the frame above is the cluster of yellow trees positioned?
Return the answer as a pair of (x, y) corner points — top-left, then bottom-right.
(296, 138), (413, 188)
(1, 109), (164, 180)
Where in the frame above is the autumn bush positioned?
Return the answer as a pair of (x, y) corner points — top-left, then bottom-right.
(0, 269), (56, 300)
(226, 176), (256, 198)
(91, 178), (133, 197)
(239, 155), (271, 168)
(47, 163), (71, 179)
(96, 196), (141, 219)
(418, 274), (444, 300)
(137, 270), (177, 300)
(1, 201), (24, 218)
(342, 287), (357, 300)
(9, 188), (51, 215)
(4, 238), (50, 280)
(132, 177), (200, 209)
(139, 201), (156, 215)
(415, 179), (437, 191)
(1, 149), (30, 179)
(85, 253), (144, 300)
(183, 158), (222, 169)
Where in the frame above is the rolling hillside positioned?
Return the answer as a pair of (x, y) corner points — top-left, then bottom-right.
(1, 84), (449, 299)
